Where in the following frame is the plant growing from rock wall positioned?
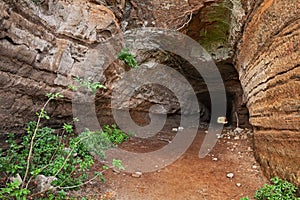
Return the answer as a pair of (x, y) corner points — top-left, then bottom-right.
(118, 48), (139, 68)
(0, 90), (129, 199)
(69, 76), (106, 95)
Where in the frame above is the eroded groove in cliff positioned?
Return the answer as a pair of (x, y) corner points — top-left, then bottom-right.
(239, 18), (300, 82)
(244, 64), (300, 103)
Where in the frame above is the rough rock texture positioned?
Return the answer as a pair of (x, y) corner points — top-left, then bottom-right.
(0, 0), (120, 132)
(0, 0), (248, 130)
(1, 0), (299, 188)
(236, 0), (300, 186)
(110, 0), (250, 127)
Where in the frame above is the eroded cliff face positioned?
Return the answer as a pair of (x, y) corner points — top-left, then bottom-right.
(236, 0), (300, 186)
(0, 0), (299, 187)
(0, 0), (120, 131)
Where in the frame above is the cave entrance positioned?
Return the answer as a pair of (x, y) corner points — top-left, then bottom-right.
(97, 50), (251, 130)
(97, 0), (252, 129)
(182, 0), (251, 128)
(163, 57), (252, 129)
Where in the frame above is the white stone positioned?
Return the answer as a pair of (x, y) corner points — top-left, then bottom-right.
(131, 171), (142, 178)
(227, 173), (234, 178)
(178, 126), (184, 131)
(35, 175), (57, 192)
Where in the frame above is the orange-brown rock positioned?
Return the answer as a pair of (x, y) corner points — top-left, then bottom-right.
(0, 0), (299, 188)
(236, 0), (300, 186)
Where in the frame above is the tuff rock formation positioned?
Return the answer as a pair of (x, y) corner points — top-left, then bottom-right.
(0, 0), (120, 131)
(0, 0), (299, 187)
(236, 0), (300, 186)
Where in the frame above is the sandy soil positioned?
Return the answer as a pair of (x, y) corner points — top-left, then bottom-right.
(73, 120), (268, 200)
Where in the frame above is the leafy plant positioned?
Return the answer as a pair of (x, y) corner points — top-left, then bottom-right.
(241, 177), (300, 200)
(112, 159), (125, 170)
(79, 125), (130, 159)
(0, 93), (127, 199)
(102, 124), (130, 144)
(255, 177), (300, 200)
(23, 93), (64, 188)
(69, 76), (106, 95)
(118, 48), (139, 68)
(0, 180), (30, 200)
(63, 123), (73, 134)
(79, 129), (113, 160)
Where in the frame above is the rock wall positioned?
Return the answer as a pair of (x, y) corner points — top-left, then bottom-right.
(0, 0), (120, 132)
(0, 0), (215, 133)
(1, 0), (299, 187)
(236, 0), (300, 186)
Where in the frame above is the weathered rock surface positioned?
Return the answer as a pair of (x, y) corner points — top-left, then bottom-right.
(236, 0), (300, 186)
(0, 0), (120, 132)
(0, 0), (249, 130)
(0, 0), (299, 188)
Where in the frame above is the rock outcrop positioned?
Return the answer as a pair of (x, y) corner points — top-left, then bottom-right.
(0, 0), (120, 131)
(236, 0), (300, 186)
(0, 0), (299, 187)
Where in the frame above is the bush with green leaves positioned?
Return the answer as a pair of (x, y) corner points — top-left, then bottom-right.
(0, 122), (95, 198)
(241, 177), (300, 200)
(68, 76), (106, 95)
(0, 92), (127, 199)
(118, 48), (139, 68)
(102, 124), (130, 145)
(79, 124), (130, 159)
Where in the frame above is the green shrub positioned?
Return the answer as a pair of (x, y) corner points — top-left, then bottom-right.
(255, 177), (299, 200)
(241, 177), (300, 200)
(79, 129), (114, 160)
(0, 93), (127, 199)
(0, 179), (30, 200)
(0, 121), (95, 199)
(102, 124), (130, 144)
(79, 125), (130, 159)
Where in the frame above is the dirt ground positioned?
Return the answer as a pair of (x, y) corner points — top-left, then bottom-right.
(72, 117), (268, 200)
